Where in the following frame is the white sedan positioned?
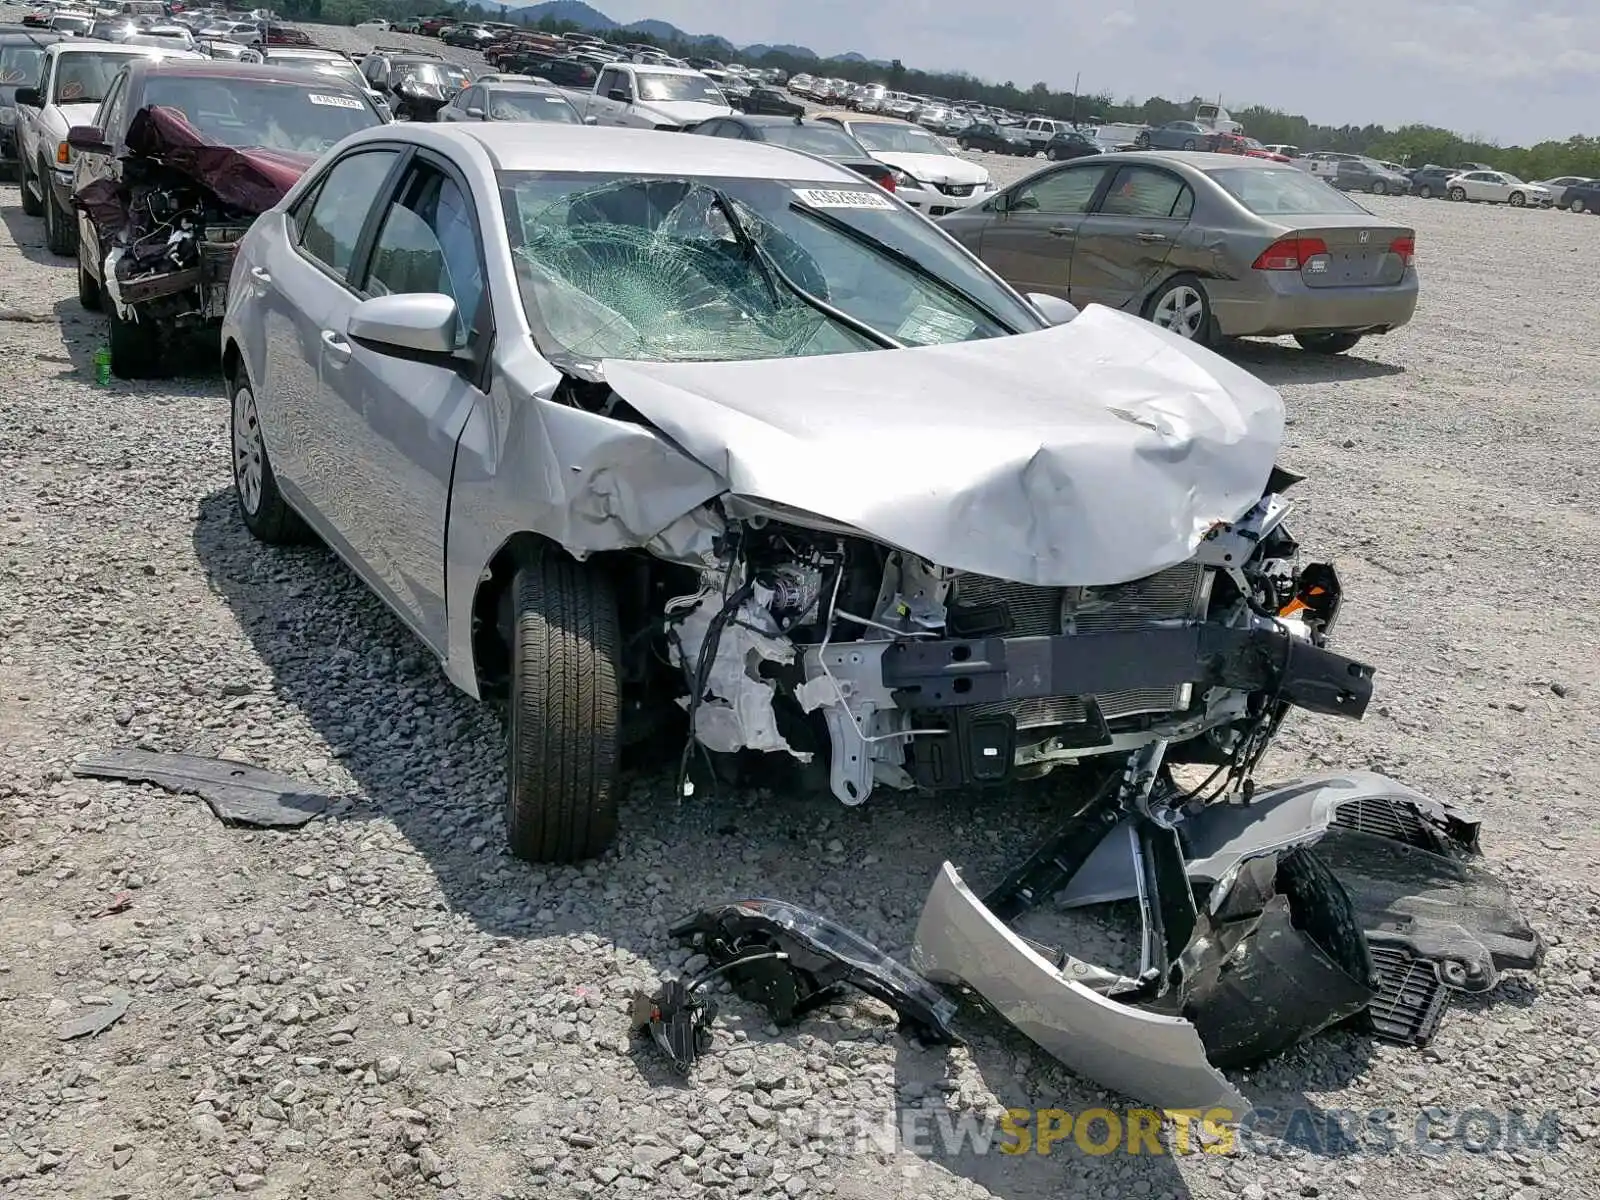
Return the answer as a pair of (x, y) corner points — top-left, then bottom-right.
(1444, 170), (1552, 207)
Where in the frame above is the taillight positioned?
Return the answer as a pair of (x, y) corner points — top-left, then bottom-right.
(1390, 235), (1415, 266)
(1252, 235), (1328, 270)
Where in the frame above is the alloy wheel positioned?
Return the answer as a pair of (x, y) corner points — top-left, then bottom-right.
(1152, 285), (1205, 339)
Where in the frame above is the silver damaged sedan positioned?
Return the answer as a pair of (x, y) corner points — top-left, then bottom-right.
(221, 124), (1373, 864)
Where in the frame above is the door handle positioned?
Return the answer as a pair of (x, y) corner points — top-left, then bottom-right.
(1048, 225), (1075, 237)
(249, 266), (271, 284)
(1136, 231), (1169, 243)
(320, 330), (351, 365)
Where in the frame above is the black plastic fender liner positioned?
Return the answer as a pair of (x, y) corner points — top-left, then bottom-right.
(670, 899), (959, 1044)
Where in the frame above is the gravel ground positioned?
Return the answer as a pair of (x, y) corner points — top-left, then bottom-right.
(2, 20), (1600, 1200)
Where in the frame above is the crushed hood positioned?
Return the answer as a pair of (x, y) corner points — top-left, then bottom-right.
(123, 105), (316, 213)
(603, 304), (1285, 587)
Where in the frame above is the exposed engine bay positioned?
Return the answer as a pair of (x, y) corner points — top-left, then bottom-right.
(647, 476), (1371, 806)
(74, 106), (307, 332)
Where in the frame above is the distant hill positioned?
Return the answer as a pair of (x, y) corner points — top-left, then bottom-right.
(508, 0), (880, 64)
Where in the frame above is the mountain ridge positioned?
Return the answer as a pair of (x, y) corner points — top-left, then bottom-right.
(505, 0), (886, 65)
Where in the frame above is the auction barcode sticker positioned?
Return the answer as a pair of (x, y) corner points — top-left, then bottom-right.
(792, 187), (894, 210)
(308, 93), (365, 110)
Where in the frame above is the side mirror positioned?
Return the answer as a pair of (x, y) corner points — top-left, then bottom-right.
(583, 114), (598, 125)
(465, 105), (483, 118)
(347, 293), (458, 356)
(67, 124), (110, 153)
(14, 86), (41, 107)
(607, 88), (630, 103)
(1027, 293), (1079, 325)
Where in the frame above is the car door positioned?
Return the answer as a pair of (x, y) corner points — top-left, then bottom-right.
(253, 146), (403, 536)
(954, 160), (1113, 299)
(1068, 163), (1192, 310)
(322, 151), (489, 650)
(71, 69), (126, 269)
(592, 65), (628, 125)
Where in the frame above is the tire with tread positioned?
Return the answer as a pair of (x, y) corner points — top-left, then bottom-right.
(1508, 191), (1525, 207)
(1295, 331), (1364, 355)
(229, 373), (308, 544)
(44, 184), (75, 256)
(1417, 184), (1433, 199)
(19, 154), (42, 216)
(1571, 197), (1588, 214)
(505, 556), (621, 864)
(107, 305), (162, 379)
(77, 242), (100, 310)
(1448, 186), (1465, 201)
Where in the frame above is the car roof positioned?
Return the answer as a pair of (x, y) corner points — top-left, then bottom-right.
(729, 114), (833, 127)
(355, 123), (864, 182)
(263, 47), (345, 58)
(129, 58), (369, 87)
(811, 110), (917, 126)
(1091, 150), (1303, 171)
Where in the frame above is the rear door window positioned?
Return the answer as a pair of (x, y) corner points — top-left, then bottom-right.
(1097, 166), (1193, 219)
(294, 149), (400, 282)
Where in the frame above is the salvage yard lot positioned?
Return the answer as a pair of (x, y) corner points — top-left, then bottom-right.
(3, 103), (1600, 1200)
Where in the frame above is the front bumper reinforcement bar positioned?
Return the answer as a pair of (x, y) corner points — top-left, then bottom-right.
(880, 617), (1373, 719)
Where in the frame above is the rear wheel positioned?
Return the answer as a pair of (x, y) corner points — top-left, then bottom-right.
(1448, 186), (1465, 201)
(957, 138), (970, 151)
(1145, 275), (1212, 344)
(1508, 191), (1525, 207)
(1045, 147), (1061, 161)
(1370, 179), (1387, 195)
(1181, 138), (1196, 150)
(505, 555), (621, 864)
(1572, 197), (1588, 214)
(230, 373), (307, 544)
(1417, 184), (1434, 199)
(1295, 331), (1364, 355)
(1135, 132), (1151, 149)
(19, 154), (41, 217)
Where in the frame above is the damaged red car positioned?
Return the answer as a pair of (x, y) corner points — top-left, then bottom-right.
(69, 58), (386, 379)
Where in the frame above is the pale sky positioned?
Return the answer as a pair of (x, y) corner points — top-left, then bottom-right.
(587, 0), (1600, 146)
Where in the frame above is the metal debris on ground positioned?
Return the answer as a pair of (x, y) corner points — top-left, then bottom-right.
(57, 989), (132, 1041)
(71, 750), (334, 828)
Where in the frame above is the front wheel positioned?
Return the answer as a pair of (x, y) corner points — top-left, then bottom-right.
(1448, 186), (1466, 201)
(1145, 275), (1212, 344)
(1370, 180), (1387, 195)
(505, 556), (621, 864)
(77, 242), (100, 311)
(1572, 197), (1588, 214)
(1135, 133), (1151, 149)
(1181, 138), (1196, 150)
(107, 306), (163, 380)
(1508, 191), (1525, 207)
(957, 138), (971, 151)
(18, 154), (41, 216)
(1417, 184), (1434, 199)
(1045, 147), (1060, 161)
(1294, 331), (1364, 355)
(44, 185), (76, 256)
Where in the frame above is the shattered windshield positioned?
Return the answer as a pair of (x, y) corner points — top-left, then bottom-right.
(637, 73), (725, 104)
(142, 77), (381, 152)
(848, 122), (951, 156)
(500, 171), (1040, 364)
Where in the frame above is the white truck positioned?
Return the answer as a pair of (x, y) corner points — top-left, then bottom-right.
(14, 41), (194, 254)
(567, 62), (731, 130)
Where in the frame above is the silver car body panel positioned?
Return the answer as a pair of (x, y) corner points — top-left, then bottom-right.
(912, 772), (1478, 1117)
(603, 303), (1283, 589)
(914, 862), (1249, 1115)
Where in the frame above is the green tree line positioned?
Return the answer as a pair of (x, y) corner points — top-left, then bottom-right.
(298, 1), (1600, 178)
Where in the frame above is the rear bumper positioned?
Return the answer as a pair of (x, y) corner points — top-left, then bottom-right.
(1209, 271), (1419, 338)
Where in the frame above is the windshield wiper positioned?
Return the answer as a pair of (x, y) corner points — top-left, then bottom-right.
(786, 201), (1018, 334)
(711, 188), (902, 350)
